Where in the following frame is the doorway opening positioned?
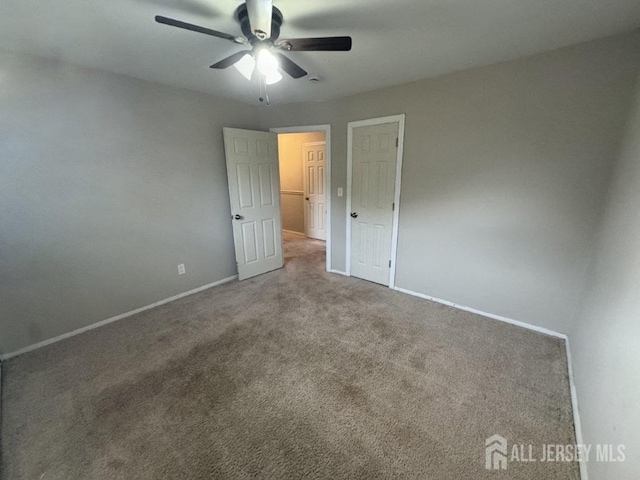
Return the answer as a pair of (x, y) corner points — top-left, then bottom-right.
(270, 125), (332, 272)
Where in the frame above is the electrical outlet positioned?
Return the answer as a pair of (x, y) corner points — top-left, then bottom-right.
(178, 264), (186, 275)
(337, 187), (344, 197)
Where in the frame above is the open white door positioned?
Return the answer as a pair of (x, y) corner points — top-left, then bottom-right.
(223, 127), (283, 281)
(303, 141), (327, 240)
(349, 121), (400, 286)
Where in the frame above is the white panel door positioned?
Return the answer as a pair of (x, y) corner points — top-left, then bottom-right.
(303, 142), (327, 240)
(350, 122), (399, 285)
(223, 128), (283, 281)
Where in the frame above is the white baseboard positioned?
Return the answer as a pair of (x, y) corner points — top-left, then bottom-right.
(0, 275), (238, 361)
(282, 229), (306, 237)
(393, 285), (585, 480)
(328, 269), (348, 276)
(565, 338), (588, 480)
(393, 286), (567, 339)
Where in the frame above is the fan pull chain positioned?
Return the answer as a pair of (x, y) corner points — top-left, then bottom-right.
(258, 74), (271, 106)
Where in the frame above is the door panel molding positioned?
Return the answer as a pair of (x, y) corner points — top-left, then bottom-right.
(302, 141), (327, 241)
(346, 114), (406, 288)
(224, 127), (284, 281)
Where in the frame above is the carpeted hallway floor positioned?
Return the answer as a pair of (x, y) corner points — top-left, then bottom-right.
(1, 233), (579, 479)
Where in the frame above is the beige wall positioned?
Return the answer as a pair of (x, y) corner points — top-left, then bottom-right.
(278, 132), (326, 234)
(0, 50), (259, 354)
(261, 31), (640, 334)
(569, 71), (640, 480)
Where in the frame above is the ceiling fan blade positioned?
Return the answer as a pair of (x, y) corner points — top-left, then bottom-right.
(246, 0), (273, 40)
(276, 36), (352, 52)
(210, 51), (250, 69)
(276, 53), (307, 79)
(155, 15), (240, 42)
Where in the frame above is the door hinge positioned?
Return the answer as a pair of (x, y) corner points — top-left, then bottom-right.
(392, 202), (395, 211)
(389, 260), (391, 268)
(396, 137), (399, 148)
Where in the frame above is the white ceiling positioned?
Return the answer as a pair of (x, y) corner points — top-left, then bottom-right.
(1, 0), (639, 105)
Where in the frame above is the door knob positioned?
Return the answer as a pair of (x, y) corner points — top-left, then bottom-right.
(233, 214), (243, 220)
(305, 197), (310, 201)
(350, 212), (358, 218)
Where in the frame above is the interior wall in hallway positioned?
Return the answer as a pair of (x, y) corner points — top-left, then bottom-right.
(0, 50), (259, 355)
(261, 31), (640, 334)
(277, 132), (326, 234)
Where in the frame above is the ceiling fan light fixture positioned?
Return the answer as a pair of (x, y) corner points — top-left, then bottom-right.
(233, 53), (256, 81)
(256, 48), (279, 76)
(265, 71), (283, 85)
(155, 3), (352, 96)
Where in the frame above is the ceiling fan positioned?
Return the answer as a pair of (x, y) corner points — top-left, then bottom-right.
(155, 0), (352, 101)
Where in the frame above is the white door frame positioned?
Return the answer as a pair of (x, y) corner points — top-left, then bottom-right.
(346, 114), (406, 289)
(269, 125), (332, 273)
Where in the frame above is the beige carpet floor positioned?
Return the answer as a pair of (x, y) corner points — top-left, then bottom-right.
(1, 233), (579, 479)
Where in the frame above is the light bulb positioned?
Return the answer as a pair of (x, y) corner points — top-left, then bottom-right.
(233, 53), (255, 81)
(256, 49), (279, 76)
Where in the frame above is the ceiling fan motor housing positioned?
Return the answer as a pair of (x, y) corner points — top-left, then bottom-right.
(236, 4), (283, 44)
